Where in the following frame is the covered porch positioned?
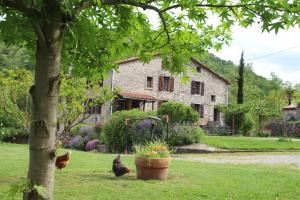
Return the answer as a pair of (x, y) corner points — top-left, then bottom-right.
(113, 91), (156, 112)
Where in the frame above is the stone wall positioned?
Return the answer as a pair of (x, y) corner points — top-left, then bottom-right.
(283, 109), (300, 121)
(100, 55), (229, 124)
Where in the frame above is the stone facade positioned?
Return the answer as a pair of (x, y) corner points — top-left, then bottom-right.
(283, 104), (300, 122)
(99, 55), (230, 125)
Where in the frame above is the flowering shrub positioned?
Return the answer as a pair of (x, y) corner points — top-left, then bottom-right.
(85, 139), (101, 151)
(69, 135), (85, 150)
(135, 140), (171, 158)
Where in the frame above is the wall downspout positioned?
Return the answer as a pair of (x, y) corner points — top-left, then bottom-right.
(110, 70), (115, 119)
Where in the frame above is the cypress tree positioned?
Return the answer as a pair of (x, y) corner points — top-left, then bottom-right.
(237, 52), (245, 104)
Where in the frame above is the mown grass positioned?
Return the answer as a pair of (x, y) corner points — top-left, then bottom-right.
(1, 143), (300, 200)
(202, 136), (300, 150)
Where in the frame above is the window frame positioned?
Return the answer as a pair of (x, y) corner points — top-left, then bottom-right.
(146, 76), (154, 89)
(191, 81), (201, 95)
(211, 95), (216, 102)
(159, 76), (174, 92)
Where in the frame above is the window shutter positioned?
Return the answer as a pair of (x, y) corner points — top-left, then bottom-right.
(200, 104), (204, 118)
(201, 82), (205, 96)
(191, 81), (195, 94)
(170, 77), (174, 92)
(159, 76), (164, 91)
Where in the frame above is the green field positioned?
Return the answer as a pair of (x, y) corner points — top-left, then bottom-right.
(202, 136), (300, 150)
(1, 143), (300, 200)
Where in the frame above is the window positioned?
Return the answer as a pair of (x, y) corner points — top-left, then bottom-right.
(84, 98), (101, 114)
(146, 76), (153, 88)
(196, 66), (201, 73)
(191, 104), (204, 118)
(159, 76), (174, 92)
(191, 81), (201, 95)
(211, 95), (216, 102)
(163, 77), (170, 91)
(92, 104), (102, 114)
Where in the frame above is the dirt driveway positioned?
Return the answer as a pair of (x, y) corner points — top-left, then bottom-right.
(173, 152), (300, 167)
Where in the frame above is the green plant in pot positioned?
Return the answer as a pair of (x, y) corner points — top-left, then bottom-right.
(134, 140), (171, 181)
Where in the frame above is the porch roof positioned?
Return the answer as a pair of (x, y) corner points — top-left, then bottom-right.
(119, 91), (156, 101)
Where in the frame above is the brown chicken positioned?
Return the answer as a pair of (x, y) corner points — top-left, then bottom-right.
(112, 154), (130, 177)
(55, 151), (71, 170)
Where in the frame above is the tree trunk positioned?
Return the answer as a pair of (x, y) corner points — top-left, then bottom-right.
(25, 17), (64, 199)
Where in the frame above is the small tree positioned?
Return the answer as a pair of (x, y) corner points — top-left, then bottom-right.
(57, 75), (118, 138)
(0, 68), (33, 134)
(285, 83), (295, 106)
(218, 103), (250, 135)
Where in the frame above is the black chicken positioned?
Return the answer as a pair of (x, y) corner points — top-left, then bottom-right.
(112, 154), (131, 177)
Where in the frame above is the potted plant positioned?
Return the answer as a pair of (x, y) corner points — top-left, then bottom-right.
(134, 140), (171, 181)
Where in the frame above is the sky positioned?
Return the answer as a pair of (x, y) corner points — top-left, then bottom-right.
(212, 24), (300, 85)
(145, 9), (300, 85)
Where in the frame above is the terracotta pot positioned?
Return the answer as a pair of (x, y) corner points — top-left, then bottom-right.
(135, 156), (171, 181)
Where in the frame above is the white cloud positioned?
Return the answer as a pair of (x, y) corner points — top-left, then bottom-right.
(212, 24), (300, 84)
(252, 60), (300, 84)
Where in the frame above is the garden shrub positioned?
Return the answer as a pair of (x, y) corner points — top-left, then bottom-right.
(254, 129), (272, 137)
(68, 135), (85, 150)
(157, 101), (199, 124)
(0, 110), (27, 141)
(67, 132), (98, 150)
(169, 124), (205, 146)
(103, 109), (164, 152)
(85, 139), (101, 151)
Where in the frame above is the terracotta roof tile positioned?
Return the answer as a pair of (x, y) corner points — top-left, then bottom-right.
(119, 91), (156, 101)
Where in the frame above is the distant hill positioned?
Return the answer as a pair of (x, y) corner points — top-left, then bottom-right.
(198, 53), (276, 103)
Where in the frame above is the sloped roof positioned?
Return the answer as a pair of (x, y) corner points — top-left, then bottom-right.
(117, 55), (230, 85)
(283, 104), (298, 110)
(119, 91), (156, 101)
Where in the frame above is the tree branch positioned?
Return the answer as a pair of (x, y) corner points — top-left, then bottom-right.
(2, 0), (40, 17)
(101, 0), (173, 48)
(2, 0), (27, 12)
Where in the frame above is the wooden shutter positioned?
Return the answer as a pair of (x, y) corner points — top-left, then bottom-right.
(200, 104), (204, 118)
(191, 81), (196, 94)
(201, 82), (205, 96)
(170, 77), (174, 92)
(159, 76), (164, 91)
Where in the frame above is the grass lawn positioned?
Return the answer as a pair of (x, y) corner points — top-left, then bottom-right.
(1, 143), (300, 200)
(202, 136), (300, 150)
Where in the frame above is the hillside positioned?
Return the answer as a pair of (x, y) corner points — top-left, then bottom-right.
(199, 53), (277, 103)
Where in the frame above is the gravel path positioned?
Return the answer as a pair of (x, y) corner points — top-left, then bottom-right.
(174, 153), (300, 167)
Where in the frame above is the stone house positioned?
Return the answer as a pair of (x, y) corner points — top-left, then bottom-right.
(283, 103), (300, 121)
(88, 55), (230, 125)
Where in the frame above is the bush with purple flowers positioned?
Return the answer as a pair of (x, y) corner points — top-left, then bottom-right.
(69, 135), (85, 150)
(85, 139), (101, 151)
